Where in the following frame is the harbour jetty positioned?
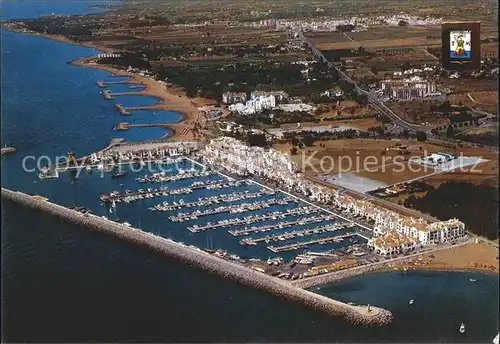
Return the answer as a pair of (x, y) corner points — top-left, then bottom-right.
(115, 104), (131, 115)
(1, 146), (16, 155)
(102, 90), (114, 100)
(2, 187), (393, 326)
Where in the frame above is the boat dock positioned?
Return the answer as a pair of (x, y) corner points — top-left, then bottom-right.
(100, 180), (252, 204)
(169, 197), (297, 222)
(187, 206), (320, 233)
(102, 80), (131, 85)
(268, 233), (359, 253)
(150, 190), (275, 212)
(228, 215), (337, 237)
(115, 104), (132, 115)
(2, 188), (393, 327)
(240, 223), (350, 246)
(136, 169), (213, 183)
(102, 90), (114, 100)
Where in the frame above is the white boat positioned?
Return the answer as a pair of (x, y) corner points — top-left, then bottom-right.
(493, 333), (499, 344)
(459, 323), (466, 334)
(86, 166), (92, 172)
(469, 278), (476, 282)
(409, 299), (414, 305)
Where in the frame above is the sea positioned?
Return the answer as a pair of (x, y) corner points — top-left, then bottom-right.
(1, 1), (499, 342)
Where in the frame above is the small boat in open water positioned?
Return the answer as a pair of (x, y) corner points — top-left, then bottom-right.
(409, 299), (414, 305)
(459, 323), (466, 334)
(492, 333), (499, 344)
(111, 171), (128, 179)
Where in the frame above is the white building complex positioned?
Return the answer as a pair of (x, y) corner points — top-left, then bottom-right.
(381, 76), (440, 100)
(199, 137), (467, 255)
(228, 95), (276, 115)
(222, 92), (247, 105)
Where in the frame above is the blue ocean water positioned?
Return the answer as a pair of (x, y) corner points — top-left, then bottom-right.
(1, 1), (499, 342)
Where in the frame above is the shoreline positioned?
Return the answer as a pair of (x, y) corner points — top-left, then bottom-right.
(294, 242), (499, 289)
(2, 187), (394, 327)
(1, 25), (211, 142)
(71, 56), (209, 142)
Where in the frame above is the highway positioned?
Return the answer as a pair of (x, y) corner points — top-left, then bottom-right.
(298, 32), (420, 132)
(299, 32), (498, 152)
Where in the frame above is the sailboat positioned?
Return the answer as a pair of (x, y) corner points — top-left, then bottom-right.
(459, 323), (466, 334)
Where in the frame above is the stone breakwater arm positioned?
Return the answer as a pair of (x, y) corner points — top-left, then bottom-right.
(1, 188), (393, 326)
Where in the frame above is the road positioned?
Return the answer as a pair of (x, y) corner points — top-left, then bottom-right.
(299, 32), (498, 152)
(299, 32), (421, 133)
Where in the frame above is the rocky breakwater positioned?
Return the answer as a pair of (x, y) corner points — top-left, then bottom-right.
(2, 188), (393, 326)
(292, 260), (412, 290)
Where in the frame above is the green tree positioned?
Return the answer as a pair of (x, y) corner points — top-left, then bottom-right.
(446, 125), (454, 138)
(416, 131), (427, 142)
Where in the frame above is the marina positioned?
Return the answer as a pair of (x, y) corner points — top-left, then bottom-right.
(136, 169), (214, 183)
(149, 190), (275, 211)
(229, 215), (338, 236)
(168, 197), (298, 222)
(99, 180), (252, 204)
(187, 206), (320, 233)
(2, 188), (394, 326)
(268, 233), (362, 253)
(239, 223), (352, 246)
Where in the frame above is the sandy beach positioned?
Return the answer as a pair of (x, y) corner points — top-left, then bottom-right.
(1, 25), (215, 142)
(385, 242), (499, 275)
(72, 57), (215, 142)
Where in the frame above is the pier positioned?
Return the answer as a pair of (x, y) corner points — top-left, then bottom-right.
(116, 122), (170, 131)
(2, 187), (393, 326)
(240, 223), (350, 246)
(187, 206), (320, 233)
(136, 169), (214, 183)
(115, 104), (132, 115)
(268, 233), (360, 253)
(102, 80), (131, 85)
(102, 90), (114, 100)
(100, 180), (252, 204)
(228, 215), (337, 237)
(151, 190), (275, 212)
(169, 197), (297, 222)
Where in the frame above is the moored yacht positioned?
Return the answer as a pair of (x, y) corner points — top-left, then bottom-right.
(459, 323), (466, 334)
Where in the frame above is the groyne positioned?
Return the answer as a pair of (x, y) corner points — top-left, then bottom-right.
(115, 104), (131, 115)
(102, 90), (114, 100)
(2, 188), (393, 326)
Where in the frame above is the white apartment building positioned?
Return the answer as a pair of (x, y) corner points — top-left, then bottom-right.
(228, 95), (276, 115)
(381, 76), (438, 100)
(222, 92), (247, 105)
(250, 91), (288, 103)
(368, 231), (421, 256)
